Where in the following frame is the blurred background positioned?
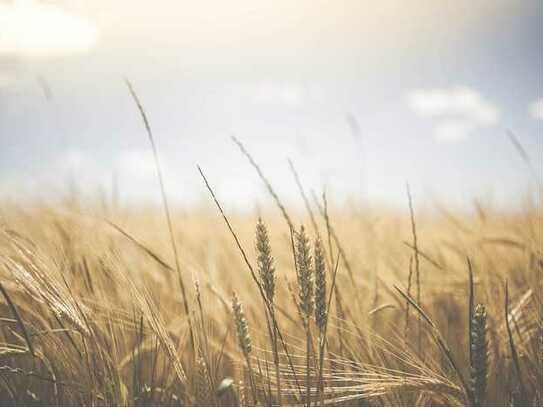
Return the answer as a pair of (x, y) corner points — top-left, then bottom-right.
(0, 0), (542, 210)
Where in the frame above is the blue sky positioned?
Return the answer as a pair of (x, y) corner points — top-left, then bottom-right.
(1, 0), (542, 209)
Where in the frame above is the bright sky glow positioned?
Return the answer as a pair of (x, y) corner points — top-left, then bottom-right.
(0, 1), (97, 57)
(0, 0), (542, 210)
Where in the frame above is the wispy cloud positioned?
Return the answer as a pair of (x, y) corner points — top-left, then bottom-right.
(529, 98), (543, 119)
(406, 86), (500, 142)
(0, 1), (98, 57)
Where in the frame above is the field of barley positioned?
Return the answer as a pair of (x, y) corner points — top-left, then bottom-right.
(0, 179), (542, 406)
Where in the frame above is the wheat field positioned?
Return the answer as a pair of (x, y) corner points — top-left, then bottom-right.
(0, 85), (541, 406)
(0, 186), (542, 406)
(1, 1), (541, 405)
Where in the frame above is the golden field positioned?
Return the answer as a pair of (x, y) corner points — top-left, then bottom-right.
(0, 196), (541, 406)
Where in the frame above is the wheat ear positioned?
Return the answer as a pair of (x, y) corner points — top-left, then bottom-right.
(470, 304), (488, 407)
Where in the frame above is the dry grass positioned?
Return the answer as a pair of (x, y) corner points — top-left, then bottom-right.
(0, 196), (542, 406)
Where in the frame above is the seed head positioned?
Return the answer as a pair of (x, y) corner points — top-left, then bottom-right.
(295, 226), (314, 321)
(232, 292), (252, 357)
(256, 218), (275, 305)
(314, 238), (327, 333)
(470, 303), (488, 407)
(195, 356), (212, 406)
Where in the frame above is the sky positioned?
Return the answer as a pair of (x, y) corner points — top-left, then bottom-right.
(1, 0), (542, 210)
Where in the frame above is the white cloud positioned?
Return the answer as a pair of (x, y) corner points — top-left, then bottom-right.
(529, 98), (543, 119)
(0, 1), (98, 57)
(406, 86), (500, 142)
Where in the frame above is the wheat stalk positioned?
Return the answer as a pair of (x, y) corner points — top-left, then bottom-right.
(295, 226), (314, 323)
(314, 238), (327, 335)
(256, 219), (276, 306)
(470, 304), (488, 407)
(255, 218), (283, 406)
(195, 355), (213, 406)
(232, 292), (257, 405)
